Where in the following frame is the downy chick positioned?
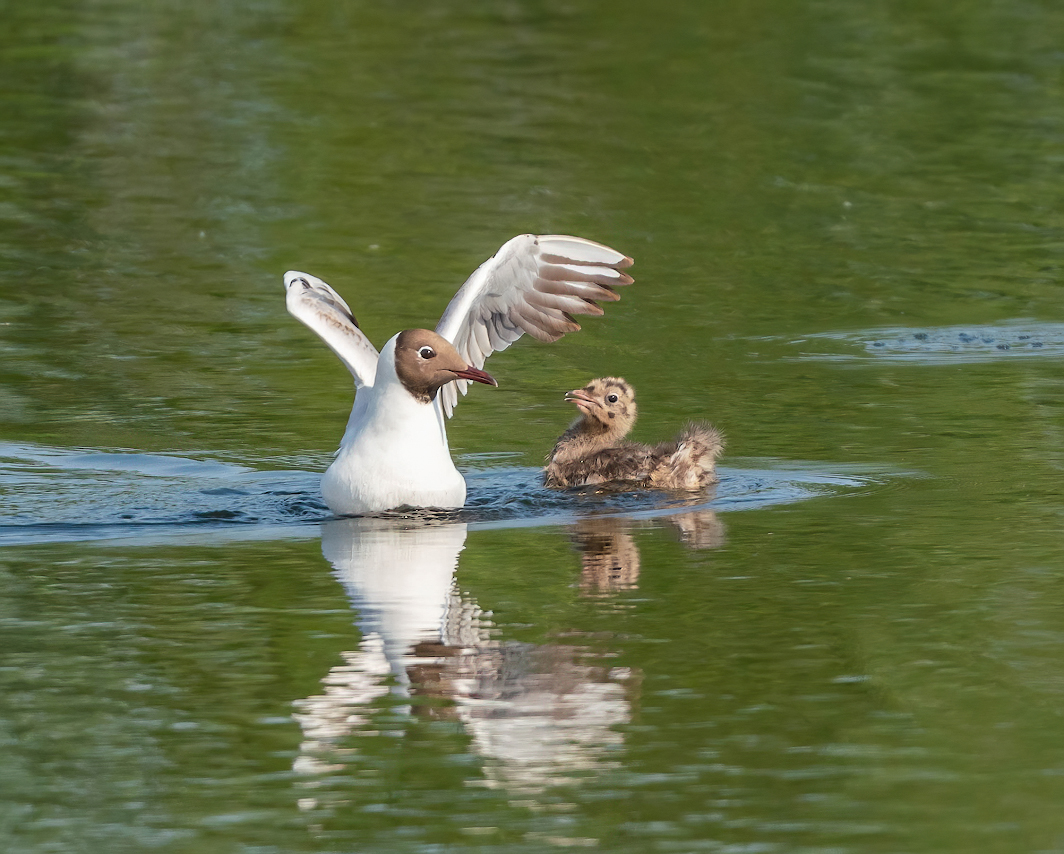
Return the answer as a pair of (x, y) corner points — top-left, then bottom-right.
(543, 377), (723, 490)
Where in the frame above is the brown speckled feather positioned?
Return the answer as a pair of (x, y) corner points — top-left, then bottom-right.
(543, 378), (724, 491)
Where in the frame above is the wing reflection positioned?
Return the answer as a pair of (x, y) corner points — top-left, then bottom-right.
(293, 509), (723, 800)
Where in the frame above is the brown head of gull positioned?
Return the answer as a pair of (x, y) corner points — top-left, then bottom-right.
(543, 376), (723, 491)
(392, 329), (498, 403)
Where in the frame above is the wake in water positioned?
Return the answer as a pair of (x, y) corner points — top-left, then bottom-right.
(0, 441), (891, 547)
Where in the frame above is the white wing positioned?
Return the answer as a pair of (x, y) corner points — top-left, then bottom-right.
(434, 234), (634, 417)
(284, 271), (380, 388)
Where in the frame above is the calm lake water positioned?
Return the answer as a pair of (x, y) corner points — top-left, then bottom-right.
(4, 1), (1064, 851)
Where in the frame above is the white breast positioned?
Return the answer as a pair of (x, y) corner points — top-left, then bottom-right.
(321, 337), (466, 515)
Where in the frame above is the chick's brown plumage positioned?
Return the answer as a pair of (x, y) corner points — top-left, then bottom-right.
(543, 377), (723, 491)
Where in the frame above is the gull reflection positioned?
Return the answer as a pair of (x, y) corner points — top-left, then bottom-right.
(293, 508), (724, 800)
(292, 518), (470, 779)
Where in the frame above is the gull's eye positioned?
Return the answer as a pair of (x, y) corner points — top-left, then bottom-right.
(418, 346), (436, 359)
(607, 393), (619, 404)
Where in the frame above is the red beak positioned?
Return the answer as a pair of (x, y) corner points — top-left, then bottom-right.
(453, 365), (498, 387)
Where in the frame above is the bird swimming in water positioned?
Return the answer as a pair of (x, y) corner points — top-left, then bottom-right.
(284, 234), (633, 515)
(543, 376), (723, 491)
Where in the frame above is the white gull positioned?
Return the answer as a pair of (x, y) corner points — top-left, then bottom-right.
(284, 233), (633, 515)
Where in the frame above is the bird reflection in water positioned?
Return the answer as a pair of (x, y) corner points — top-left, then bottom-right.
(572, 507), (724, 595)
(293, 507), (724, 802)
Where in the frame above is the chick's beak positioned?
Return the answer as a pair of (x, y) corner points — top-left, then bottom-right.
(564, 388), (599, 413)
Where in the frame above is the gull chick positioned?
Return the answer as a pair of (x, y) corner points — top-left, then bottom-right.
(285, 234), (633, 515)
(543, 377), (723, 490)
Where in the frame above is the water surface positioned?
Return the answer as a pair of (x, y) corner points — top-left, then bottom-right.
(4, 0), (1064, 852)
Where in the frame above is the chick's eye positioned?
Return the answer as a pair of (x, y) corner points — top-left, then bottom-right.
(607, 394), (619, 403)
(418, 346), (436, 359)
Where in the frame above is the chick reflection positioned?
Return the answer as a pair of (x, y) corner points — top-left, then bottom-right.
(293, 517), (633, 798)
(571, 517), (641, 593)
(572, 509), (726, 595)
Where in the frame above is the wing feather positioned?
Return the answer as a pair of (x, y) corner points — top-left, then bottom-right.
(284, 270), (380, 388)
(434, 234), (633, 417)
(472, 316), (493, 357)
(488, 320), (512, 351)
(535, 276), (621, 302)
(526, 288), (606, 317)
(538, 263), (633, 285)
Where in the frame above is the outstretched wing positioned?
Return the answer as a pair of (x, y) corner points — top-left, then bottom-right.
(284, 271), (380, 388)
(433, 234), (633, 417)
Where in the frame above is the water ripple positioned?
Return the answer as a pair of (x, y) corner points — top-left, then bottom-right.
(774, 320), (1064, 364)
(0, 443), (893, 547)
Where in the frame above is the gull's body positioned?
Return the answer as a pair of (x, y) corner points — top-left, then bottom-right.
(321, 334), (464, 513)
(285, 234), (633, 515)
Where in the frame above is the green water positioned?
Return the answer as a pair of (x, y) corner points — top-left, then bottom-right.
(4, 0), (1064, 851)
